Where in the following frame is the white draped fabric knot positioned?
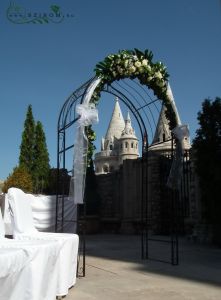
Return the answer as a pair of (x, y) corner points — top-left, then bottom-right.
(76, 103), (99, 127)
(69, 77), (101, 204)
(167, 124), (189, 189)
(69, 103), (99, 204)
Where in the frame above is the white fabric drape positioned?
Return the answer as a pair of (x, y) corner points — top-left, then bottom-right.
(165, 83), (190, 189)
(69, 77), (101, 204)
(29, 194), (77, 233)
(7, 187), (79, 297)
(0, 248), (28, 300)
(0, 208), (60, 300)
(167, 124), (190, 189)
(0, 240), (60, 300)
(166, 83), (182, 126)
(3, 194), (77, 234)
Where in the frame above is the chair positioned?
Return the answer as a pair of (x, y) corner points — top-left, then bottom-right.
(0, 248), (28, 300)
(7, 187), (79, 297)
(0, 210), (60, 300)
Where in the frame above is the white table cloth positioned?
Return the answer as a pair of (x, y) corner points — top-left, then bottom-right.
(29, 194), (77, 233)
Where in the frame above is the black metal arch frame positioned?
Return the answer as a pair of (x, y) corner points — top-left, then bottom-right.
(56, 77), (179, 276)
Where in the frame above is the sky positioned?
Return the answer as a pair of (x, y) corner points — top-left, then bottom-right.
(0, 0), (220, 180)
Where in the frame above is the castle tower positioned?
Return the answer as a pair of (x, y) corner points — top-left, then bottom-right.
(105, 97), (125, 141)
(149, 104), (190, 153)
(148, 104), (172, 153)
(119, 112), (139, 164)
(94, 98), (139, 174)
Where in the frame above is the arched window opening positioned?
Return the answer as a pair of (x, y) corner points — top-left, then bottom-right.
(103, 165), (109, 173)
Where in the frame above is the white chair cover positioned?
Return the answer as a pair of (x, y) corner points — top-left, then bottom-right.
(7, 187), (79, 297)
(0, 206), (5, 237)
(0, 210), (60, 300)
(3, 193), (77, 235)
(2, 194), (13, 235)
(0, 240), (59, 300)
(0, 248), (28, 300)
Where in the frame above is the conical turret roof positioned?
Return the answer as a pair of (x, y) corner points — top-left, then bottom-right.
(105, 97), (125, 140)
(152, 104), (171, 144)
(121, 111), (137, 139)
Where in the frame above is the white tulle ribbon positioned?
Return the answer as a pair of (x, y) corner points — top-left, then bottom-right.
(69, 77), (101, 204)
(165, 83), (189, 189)
(166, 83), (182, 126)
(167, 124), (189, 189)
(76, 103), (99, 127)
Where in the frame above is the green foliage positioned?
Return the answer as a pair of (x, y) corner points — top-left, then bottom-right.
(18, 106), (50, 194)
(19, 105), (35, 174)
(45, 168), (70, 195)
(93, 48), (176, 129)
(192, 97), (221, 244)
(2, 165), (33, 193)
(85, 125), (96, 165)
(32, 121), (50, 193)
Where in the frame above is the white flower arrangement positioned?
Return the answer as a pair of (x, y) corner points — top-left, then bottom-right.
(94, 48), (177, 129)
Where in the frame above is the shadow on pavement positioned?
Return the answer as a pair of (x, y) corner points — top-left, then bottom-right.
(84, 234), (221, 288)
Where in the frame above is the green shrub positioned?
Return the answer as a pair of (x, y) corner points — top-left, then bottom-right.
(3, 165), (33, 193)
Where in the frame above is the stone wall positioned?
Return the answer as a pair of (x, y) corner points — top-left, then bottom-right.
(95, 150), (199, 236)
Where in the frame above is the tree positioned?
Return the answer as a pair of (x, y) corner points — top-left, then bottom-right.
(19, 105), (35, 174)
(18, 105), (50, 194)
(32, 121), (50, 193)
(192, 97), (221, 244)
(2, 165), (33, 193)
(45, 168), (70, 195)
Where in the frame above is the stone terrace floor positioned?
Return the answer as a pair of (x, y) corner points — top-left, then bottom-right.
(66, 234), (221, 300)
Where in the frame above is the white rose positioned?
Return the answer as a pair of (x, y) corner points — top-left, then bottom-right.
(146, 65), (151, 72)
(117, 67), (123, 74)
(129, 66), (136, 73)
(142, 59), (148, 66)
(124, 60), (129, 68)
(155, 71), (163, 79)
(128, 59), (132, 66)
(135, 61), (142, 68)
(158, 81), (165, 87)
(156, 81), (163, 88)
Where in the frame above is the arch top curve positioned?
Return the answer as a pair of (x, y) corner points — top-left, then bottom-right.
(58, 49), (181, 133)
(91, 48), (179, 129)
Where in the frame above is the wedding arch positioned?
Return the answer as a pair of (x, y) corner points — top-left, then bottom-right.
(56, 49), (187, 274)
